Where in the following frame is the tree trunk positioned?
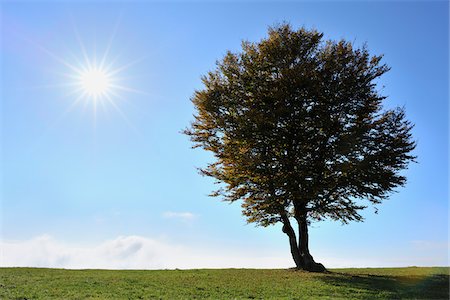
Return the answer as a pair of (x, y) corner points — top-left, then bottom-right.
(296, 213), (326, 272)
(280, 209), (326, 272)
(280, 213), (303, 269)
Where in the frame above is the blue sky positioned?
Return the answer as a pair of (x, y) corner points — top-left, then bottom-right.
(1, 1), (448, 268)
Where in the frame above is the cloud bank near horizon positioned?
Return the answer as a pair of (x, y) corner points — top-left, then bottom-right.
(1, 235), (447, 269)
(0, 235), (292, 269)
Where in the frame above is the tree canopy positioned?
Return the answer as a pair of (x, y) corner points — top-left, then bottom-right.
(184, 24), (416, 272)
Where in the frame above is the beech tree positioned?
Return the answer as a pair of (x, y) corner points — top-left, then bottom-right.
(184, 24), (416, 272)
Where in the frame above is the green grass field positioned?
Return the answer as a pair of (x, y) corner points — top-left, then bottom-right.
(0, 267), (448, 299)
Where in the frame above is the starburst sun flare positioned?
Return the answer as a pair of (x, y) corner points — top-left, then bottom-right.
(77, 66), (112, 99)
(23, 18), (147, 131)
(40, 20), (147, 127)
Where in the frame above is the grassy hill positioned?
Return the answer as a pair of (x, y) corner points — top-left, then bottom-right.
(0, 267), (448, 299)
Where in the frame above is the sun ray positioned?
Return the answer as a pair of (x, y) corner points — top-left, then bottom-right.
(19, 33), (83, 75)
(100, 14), (123, 70)
(39, 91), (88, 134)
(108, 83), (149, 95)
(107, 55), (148, 76)
(103, 93), (141, 136)
(70, 15), (93, 70)
(22, 82), (81, 90)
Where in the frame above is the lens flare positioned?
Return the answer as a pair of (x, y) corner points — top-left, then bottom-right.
(24, 17), (146, 132)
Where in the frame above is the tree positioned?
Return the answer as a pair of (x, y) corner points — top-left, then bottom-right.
(184, 24), (416, 272)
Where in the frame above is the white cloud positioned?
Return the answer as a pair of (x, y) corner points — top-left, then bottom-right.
(0, 235), (447, 269)
(0, 235), (292, 269)
(162, 211), (196, 222)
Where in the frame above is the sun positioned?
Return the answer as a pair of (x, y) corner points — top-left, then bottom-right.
(29, 18), (146, 129)
(78, 67), (112, 99)
(67, 57), (123, 116)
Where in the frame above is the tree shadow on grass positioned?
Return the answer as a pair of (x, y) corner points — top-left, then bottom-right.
(320, 272), (450, 299)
